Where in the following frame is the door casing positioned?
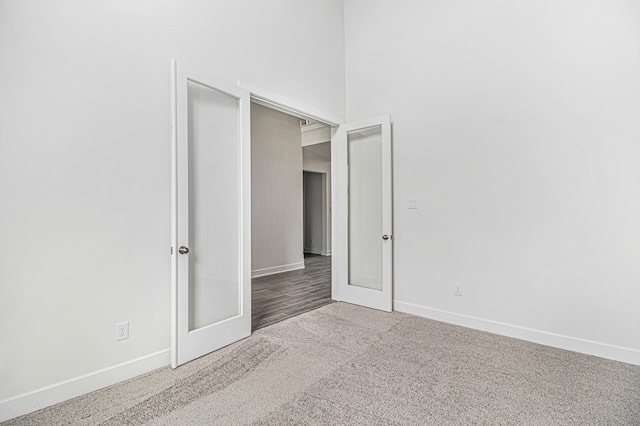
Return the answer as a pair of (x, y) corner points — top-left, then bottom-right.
(171, 74), (392, 367)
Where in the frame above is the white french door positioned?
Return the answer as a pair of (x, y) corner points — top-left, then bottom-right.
(336, 116), (393, 312)
(170, 60), (251, 368)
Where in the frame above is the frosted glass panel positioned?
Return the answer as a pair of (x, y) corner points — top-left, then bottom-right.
(187, 80), (240, 331)
(348, 126), (383, 291)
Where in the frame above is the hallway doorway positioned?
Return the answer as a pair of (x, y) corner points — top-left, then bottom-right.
(251, 103), (333, 330)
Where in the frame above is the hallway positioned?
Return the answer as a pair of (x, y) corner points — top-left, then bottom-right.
(252, 254), (332, 330)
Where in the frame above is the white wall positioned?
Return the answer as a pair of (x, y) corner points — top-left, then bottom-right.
(345, 0), (640, 363)
(251, 103), (304, 276)
(0, 0), (345, 417)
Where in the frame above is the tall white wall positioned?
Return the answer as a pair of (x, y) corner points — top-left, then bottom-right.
(345, 0), (640, 363)
(0, 0), (345, 415)
(251, 103), (304, 275)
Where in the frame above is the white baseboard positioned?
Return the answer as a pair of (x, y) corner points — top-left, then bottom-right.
(0, 348), (171, 422)
(304, 249), (332, 256)
(394, 301), (640, 366)
(252, 261), (305, 278)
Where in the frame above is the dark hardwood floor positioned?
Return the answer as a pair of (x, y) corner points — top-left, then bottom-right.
(252, 254), (333, 330)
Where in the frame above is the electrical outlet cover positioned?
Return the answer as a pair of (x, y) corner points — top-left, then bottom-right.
(116, 322), (129, 341)
(454, 284), (463, 296)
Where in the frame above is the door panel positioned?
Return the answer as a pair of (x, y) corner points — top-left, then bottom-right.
(337, 116), (392, 312)
(171, 60), (251, 368)
(348, 126), (383, 291)
(187, 80), (241, 330)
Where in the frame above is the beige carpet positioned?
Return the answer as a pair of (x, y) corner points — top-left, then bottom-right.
(5, 303), (640, 425)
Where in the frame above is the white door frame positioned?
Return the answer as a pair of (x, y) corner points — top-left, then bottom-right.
(237, 81), (343, 302)
(237, 83), (390, 308)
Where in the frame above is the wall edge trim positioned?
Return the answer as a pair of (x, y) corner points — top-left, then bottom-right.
(394, 301), (640, 366)
(0, 348), (171, 422)
(251, 262), (305, 278)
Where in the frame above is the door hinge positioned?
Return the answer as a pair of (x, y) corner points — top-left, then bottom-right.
(171, 247), (173, 255)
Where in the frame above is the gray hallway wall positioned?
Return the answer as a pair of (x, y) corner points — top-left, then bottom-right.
(251, 103), (304, 276)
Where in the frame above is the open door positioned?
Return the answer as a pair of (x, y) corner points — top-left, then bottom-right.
(336, 116), (392, 312)
(170, 60), (251, 368)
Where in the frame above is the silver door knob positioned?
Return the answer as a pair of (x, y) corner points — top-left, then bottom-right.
(382, 235), (390, 240)
(178, 246), (189, 254)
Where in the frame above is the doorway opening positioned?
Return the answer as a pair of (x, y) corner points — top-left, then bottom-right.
(170, 65), (390, 369)
(250, 103), (333, 330)
(304, 170), (327, 256)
